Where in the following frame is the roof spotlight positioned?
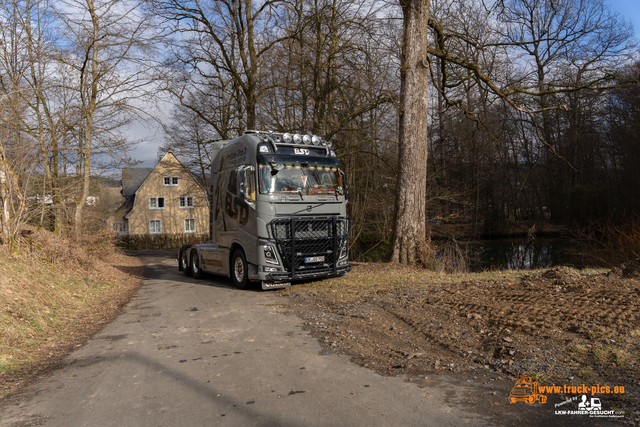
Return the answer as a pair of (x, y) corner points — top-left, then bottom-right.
(282, 133), (292, 143)
(326, 140), (333, 148)
(312, 135), (320, 145)
(293, 134), (302, 144)
(303, 135), (311, 145)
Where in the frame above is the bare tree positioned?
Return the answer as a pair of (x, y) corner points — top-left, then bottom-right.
(153, 0), (294, 132)
(55, 0), (159, 234)
(0, 96), (31, 247)
(161, 101), (218, 191)
(0, 0), (60, 231)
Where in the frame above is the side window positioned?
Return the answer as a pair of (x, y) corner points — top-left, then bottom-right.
(227, 170), (238, 195)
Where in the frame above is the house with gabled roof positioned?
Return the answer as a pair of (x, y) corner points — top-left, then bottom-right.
(108, 151), (209, 237)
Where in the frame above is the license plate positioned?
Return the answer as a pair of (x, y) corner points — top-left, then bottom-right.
(305, 256), (325, 263)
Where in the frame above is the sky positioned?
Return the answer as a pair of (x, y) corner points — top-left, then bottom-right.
(124, 0), (640, 171)
(608, 0), (640, 37)
(125, 122), (166, 169)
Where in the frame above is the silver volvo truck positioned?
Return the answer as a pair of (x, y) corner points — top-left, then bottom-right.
(178, 130), (351, 290)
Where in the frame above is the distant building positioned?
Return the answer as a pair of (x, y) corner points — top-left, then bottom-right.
(107, 151), (209, 236)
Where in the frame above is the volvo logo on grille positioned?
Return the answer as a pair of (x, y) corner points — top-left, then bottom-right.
(306, 205), (312, 212)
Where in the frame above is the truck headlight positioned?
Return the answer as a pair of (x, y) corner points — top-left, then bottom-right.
(263, 245), (279, 264)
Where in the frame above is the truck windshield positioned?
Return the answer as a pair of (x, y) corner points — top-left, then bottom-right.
(259, 163), (342, 195)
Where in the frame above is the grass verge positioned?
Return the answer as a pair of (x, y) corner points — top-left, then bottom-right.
(282, 261), (608, 301)
(0, 229), (144, 398)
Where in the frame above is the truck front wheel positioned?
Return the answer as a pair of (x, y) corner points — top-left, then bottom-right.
(231, 249), (248, 289)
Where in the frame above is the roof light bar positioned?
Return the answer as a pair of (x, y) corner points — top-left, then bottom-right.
(251, 130), (331, 151)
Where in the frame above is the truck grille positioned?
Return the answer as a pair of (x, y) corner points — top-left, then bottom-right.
(269, 216), (350, 279)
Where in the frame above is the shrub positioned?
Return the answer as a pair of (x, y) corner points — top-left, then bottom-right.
(116, 233), (209, 250)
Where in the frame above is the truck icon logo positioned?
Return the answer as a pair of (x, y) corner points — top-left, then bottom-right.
(509, 374), (548, 404)
(578, 395), (601, 411)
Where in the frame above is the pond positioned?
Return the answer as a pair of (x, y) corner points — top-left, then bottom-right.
(437, 238), (589, 272)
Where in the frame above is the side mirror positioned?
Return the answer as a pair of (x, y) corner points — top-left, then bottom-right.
(340, 171), (349, 200)
(239, 171), (247, 200)
(239, 167), (256, 205)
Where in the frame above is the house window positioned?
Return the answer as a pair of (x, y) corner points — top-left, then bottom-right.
(111, 222), (127, 232)
(179, 196), (194, 208)
(149, 197), (165, 209)
(149, 220), (162, 234)
(184, 218), (196, 233)
(164, 176), (179, 186)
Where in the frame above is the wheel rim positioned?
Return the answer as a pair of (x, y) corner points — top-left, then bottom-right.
(192, 256), (199, 273)
(234, 257), (244, 283)
(182, 253), (188, 269)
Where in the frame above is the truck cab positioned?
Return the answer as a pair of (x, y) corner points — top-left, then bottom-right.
(179, 131), (351, 289)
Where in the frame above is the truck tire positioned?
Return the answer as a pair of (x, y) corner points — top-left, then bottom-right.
(191, 251), (203, 279)
(231, 249), (248, 289)
(181, 250), (191, 276)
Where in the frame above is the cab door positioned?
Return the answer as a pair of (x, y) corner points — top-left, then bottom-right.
(221, 166), (258, 256)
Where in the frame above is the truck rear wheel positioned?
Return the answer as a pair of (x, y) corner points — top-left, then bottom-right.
(191, 251), (203, 279)
(231, 249), (248, 289)
(181, 250), (191, 276)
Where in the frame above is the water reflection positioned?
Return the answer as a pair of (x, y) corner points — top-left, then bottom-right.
(435, 238), (583, 271)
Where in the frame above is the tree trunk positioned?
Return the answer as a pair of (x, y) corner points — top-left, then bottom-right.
(0, 149), (10, 244)
(390, 0), (430, 264)
(75, 0), (99, 235)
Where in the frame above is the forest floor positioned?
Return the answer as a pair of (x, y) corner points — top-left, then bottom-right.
(282, 261), (640, 422)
